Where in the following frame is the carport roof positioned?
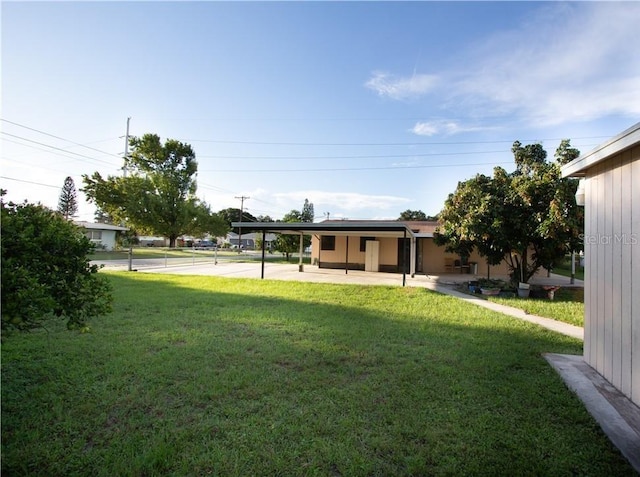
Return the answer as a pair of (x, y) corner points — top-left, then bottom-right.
(231, 220), (416, 238)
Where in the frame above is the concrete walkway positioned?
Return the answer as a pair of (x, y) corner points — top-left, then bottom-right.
(427, 283), (584, 340)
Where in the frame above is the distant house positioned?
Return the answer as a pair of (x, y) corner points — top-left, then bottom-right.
(74, 221), (128, 251)
(226, 231), (276, 250)
(561, 122), (640, 407)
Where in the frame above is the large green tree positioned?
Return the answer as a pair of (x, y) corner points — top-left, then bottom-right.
(1, 196), (112, 331)
(218, 207), (258, 232)
(272, 199), (314, 260)
(398, 209), (426, 221)
(436, 140), (582, 284)
(83, 134), (227, 247)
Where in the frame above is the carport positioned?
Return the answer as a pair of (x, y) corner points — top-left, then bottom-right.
(231, 221), (417, 286)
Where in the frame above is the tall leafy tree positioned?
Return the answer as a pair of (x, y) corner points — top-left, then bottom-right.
(57, 176), (78, 219)
(436, 140), (582, 284)
(218, 207), (257, 231)
(301, 198), (315, 223)
(83, 134), (227, 247)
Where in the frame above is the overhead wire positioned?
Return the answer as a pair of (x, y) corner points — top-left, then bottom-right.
(183, 135), (609, 147)
(1, 119), (121, 159)
(1, 132), (118, 167)
(201, 161), (514, 174)
(0, 175), (64, 189)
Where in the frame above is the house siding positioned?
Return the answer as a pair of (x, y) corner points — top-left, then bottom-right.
(582, 144), (639, 405)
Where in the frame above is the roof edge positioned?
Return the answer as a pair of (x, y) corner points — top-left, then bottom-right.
(561, 122), (640, 178)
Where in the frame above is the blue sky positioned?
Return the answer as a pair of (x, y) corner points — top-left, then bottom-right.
(2, 1), (639, 222)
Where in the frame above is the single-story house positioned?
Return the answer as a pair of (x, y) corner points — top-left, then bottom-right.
(233, 220), (515, 281)
(561, 122), (640, 407)
(74, 221), (128, 251)
(226, 232), (276, 250)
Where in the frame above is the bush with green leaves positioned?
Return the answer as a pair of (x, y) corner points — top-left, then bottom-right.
(1, 198), (112, 331)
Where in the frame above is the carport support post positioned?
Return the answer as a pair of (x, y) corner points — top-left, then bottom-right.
(261, 231), (266, 279)
(345, 236), (349, 274)
(298, 233), (304, 272)
(402, 229), (407, 287)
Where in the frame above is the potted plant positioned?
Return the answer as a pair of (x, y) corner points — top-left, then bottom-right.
(478, 278), (504, 296)
(517, 282), (530, 298)
(468, 280), (480, 293)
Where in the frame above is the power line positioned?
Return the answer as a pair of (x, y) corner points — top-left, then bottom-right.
(197, 149), (510, 160)
(0, 175), (62, 189)
(1, 132), (117, 167)
(183, 136), (609, 147)
(1, 119), (121, 158)
(202, 161), (514, 174)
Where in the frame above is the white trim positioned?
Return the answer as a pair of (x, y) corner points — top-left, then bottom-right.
(562, 122), (640, 178)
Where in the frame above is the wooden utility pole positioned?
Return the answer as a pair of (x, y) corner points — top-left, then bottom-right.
(235, 195), (250, 252)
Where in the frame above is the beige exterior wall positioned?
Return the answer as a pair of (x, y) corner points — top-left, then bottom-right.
(582, 144), (639, 406)
(312, 234), (515, 277)
(312, 235), (402, 270)
(419, 238), (512, 277)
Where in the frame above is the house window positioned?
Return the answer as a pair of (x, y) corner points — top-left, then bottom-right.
(85, 230), (102, 240)
(360, 237), (375, 252)
(321, 235), (335, 251)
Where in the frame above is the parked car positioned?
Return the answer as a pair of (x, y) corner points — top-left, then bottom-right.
(194, 241), (217, 250)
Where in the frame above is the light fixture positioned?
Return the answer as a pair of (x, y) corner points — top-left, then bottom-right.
(575, 178), (586, 206)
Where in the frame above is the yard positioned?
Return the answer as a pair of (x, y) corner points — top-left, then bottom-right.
(1, 273), (633, 476)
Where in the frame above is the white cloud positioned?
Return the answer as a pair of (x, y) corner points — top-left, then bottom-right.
(410, 120), (494, 137)
(454, 2), (640, 126)
(369, 3), (640, 129)
(411, 121), (463, 136)
(273, 190), (411, 215)
(365, 71), (439, 100)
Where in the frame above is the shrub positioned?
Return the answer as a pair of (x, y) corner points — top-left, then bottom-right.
(1, 199), (112, 331)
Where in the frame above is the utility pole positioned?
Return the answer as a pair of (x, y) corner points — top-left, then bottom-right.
(235, 195), (250, 252)
(123, 117), (132, 271)
(123, 116), (131, 177)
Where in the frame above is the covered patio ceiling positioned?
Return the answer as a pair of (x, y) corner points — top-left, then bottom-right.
(230, 221), (416, 238)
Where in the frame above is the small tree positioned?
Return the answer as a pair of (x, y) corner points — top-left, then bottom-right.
(1, 196), (112, 331)
(57, 176), (78, 219)
(273, 199), (314, 260)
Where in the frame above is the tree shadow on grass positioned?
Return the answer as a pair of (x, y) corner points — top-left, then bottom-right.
(1, 272), (631, 477)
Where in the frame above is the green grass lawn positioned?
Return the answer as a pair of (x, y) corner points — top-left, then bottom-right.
(490, 287), (585, 327)
(552, 256), (585, 281)
(2, 273), (632, 476)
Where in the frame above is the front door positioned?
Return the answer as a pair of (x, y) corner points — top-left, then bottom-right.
(365, 240), (380, 272)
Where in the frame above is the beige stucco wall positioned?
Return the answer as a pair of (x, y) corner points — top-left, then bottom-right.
(312, 236), (401, 269)
(418, 238), (512, 277)
(312, 234), (516, 277)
